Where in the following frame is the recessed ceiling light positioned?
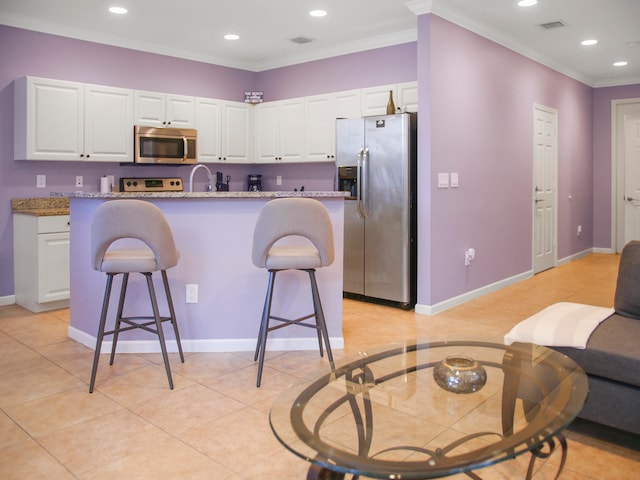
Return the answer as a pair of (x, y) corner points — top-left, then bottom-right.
(613, 61), (628, 67)
(108, 6), (128, 14)
(517, 0), (538, 6)
(581, 39), (598, 46)
(309, 10), (327, 17)
(224, 34), (240, 41)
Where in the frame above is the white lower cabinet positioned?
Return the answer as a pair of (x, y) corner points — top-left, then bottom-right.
(13, 214), (70, 312)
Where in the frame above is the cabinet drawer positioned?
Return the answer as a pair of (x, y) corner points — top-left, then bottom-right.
(37, 215), (70, 233)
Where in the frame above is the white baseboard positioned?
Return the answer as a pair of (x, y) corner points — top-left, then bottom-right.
(415, 248), (619, 316)
(415, 270), (532, 316)
(68, 326), (344, 353)
(592, 247), (614, 254)
(556, 247), (594, 265)
(0, 295), (16, 307)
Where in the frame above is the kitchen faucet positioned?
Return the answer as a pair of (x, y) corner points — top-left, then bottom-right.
(188, 164), (213, 192)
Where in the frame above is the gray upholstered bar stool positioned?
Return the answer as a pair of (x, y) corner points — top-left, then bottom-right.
(252, 197), (336, 387)
(89, 199), (184, 393)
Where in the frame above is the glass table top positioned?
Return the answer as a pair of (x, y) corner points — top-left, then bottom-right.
(269, 338), (588, 479)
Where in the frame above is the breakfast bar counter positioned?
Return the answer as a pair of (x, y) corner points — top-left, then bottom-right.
(61, 192), (346, 354)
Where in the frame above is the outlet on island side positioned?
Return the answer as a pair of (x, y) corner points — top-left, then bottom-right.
(36, 174), (46, 188)
(276, 175), (282, 186)
(186, 284), (198, 303)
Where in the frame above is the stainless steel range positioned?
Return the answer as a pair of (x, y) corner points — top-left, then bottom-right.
(119, 177), (183, 192)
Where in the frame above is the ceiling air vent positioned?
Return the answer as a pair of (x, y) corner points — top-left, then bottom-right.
(538, 20), (566, 30)
(290, 36), (313, 44)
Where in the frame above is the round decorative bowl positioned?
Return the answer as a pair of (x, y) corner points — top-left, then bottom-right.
(433, 355), (487, 394)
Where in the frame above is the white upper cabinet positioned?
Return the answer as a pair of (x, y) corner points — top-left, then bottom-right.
(334, 89), (362, 119)
(255, 98), (305, 163)
(196, 98), (252, 163)
(360, 82), (417, 116)
(303, 89), (362, 163)
(397, 81), (418, 113)
(14, 76), (417, 164)
(222, 101), (252, 163)
(361, 84), (397, 116)
(14, 76), (133, 162)
(84, 83), (134, 162)
(305, 94), (335, 162)
(134, 90), (195, 128)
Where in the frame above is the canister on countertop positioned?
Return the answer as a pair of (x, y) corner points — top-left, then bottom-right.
(100, 176), (110, 193)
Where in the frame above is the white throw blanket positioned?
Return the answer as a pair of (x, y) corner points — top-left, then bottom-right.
(504, 302), (614, 349)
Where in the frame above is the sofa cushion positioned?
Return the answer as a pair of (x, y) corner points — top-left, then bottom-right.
(553, 313), (640, 388)
(614, 240), (640, 319)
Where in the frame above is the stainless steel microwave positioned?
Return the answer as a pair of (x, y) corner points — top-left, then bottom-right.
(134, 125), (197, 164)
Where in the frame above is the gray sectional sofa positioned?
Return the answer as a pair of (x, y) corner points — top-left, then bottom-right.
(552, 241), (640, 435)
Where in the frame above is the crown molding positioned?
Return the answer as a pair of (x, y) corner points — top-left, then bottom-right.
(405, 0), (432, 16)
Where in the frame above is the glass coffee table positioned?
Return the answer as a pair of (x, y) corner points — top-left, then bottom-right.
(270, 339), (587, 479)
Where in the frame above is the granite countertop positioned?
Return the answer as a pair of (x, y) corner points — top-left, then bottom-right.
(53, 191), (348, 199)
(12, 197), (70, 216)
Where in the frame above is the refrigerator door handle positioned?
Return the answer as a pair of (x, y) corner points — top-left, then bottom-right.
(356, 148), (362, 216)
(359, 147), (369, 218)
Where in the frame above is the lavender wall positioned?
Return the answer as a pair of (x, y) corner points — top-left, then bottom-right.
(592, 84), (640, 249)
(0, 25), (417, 299)
(258, 43), (418, 101)
(419, 15), (595, 306)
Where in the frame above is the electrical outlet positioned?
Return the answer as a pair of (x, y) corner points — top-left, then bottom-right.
(36, 174), (46, 188)
(276, 175), (282, 186)
(464, 248), (476, 266)
(186, 284), (198, 303)
(75, 176), (83, 188)
(577, 225), (582, 237)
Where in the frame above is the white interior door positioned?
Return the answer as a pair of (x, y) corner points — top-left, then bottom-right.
(533, 105), (558, 274)
(622, 108), (640, 246)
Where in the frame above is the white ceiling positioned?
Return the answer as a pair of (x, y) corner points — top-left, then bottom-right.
(1, 0), (638, 87)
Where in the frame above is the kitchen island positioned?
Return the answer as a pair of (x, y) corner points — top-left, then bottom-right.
(60, 191), (346, 354)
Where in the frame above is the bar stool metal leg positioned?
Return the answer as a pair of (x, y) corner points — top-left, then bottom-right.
(109, 273), (129, 365)
(146, 272), (174, 390)
(162, 270), (184, 363)
(255, 271), (277, 387)
(308, 270), (334, 369)
(89, 273), (114, 393)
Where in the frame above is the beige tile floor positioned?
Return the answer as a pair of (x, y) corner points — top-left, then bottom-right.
(1, 253), (639, 479)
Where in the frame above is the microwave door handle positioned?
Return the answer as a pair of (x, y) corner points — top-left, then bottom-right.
(183, 136), (188, 162)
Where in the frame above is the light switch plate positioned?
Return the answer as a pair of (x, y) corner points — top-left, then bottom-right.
(36, 174), (46, 188)
(451, 172), (459, 188)
(438, 173), (449, 189)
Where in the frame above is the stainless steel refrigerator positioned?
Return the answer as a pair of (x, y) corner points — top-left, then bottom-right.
(336, 113), (417, 309)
